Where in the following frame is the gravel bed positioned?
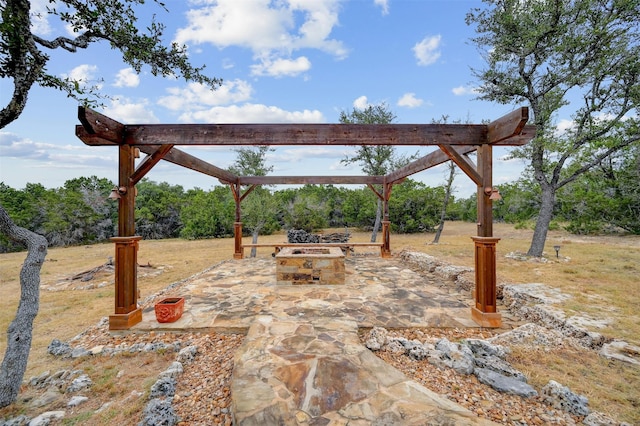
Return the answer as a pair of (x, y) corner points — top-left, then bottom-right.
(366, 328), (582, 426)
(68, 325), (583, 425)
(172, 333), (243, 426)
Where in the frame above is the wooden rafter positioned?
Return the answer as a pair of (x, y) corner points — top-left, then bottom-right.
(238, 176), (384, 185)
(438, 145), (482, 186)
(385, 146), (476, 184)
(130, 144), (174, 185)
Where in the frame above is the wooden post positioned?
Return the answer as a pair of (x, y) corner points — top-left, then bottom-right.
(231, 183), (244, 259)
(110, 144), (142, 330)
(472, 144), (501, 327)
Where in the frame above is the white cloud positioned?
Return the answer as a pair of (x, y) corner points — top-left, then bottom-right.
(63, 64), (101, 87)
(556, 119), (574, 132)
(30, 0), (52, 35)
(0, 131), (115, 168)
(174, 0), (347, 78)
(374, 0), (389, 15)
(250, 56), (312, 77)
(103, 97), (160, 124)
(158, 79), (253, 111)
(397, 93), (423, 108)
(353, 96), (369, 110)
(452, 85), (479, 96)
(177, 103), (325, 124)
(0, 132), (51, 160)
(113, 68), (140, 88)
(413, 35), (442, 66)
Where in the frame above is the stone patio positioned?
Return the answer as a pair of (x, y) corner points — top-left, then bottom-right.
(133, 256), (497, 424)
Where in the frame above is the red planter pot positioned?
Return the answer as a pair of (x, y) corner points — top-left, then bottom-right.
(154, 297), (184, 323)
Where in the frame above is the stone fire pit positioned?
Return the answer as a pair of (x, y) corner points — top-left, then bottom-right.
(275, 247), (345, 285)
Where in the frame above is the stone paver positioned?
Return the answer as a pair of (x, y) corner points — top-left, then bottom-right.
(232, 315), (495, 425)
(132, 256), (496, 424)
(135, 257), (477, 332)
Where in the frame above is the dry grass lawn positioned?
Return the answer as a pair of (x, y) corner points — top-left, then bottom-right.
(1, 221), (639, 423)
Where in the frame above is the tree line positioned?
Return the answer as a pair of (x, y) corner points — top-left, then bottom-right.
(0, 177), (448, 252)
(2, 150), (638, 253)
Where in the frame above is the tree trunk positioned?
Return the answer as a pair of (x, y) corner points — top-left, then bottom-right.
(370, 199), (382, 242)
(527, 185), (556, 257)
(250, 230), (259, 258)
(0, 205), (48, 408)
(433, 162), (456, 244)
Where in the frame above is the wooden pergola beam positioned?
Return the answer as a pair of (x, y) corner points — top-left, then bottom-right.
(77, 106), (532, 147)
(487, 107), (529, 144)
(238, 176), (385, 185)
(122, 123), (488, 146)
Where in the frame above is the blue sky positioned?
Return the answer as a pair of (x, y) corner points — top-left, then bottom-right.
(0, 0), (532, 197)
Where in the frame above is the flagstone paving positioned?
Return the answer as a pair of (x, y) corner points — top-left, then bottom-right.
(135, 257), (478, 332)
(133, 256), (497, 424)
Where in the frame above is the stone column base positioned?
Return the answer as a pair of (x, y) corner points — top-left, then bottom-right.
(471, 306), (502, 328)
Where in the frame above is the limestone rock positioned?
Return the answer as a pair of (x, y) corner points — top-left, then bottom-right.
(159, 362), (183, 379)
(139, 398), (178, 426)
(89, 345), (104, 355)
(29, 371), (51, 388)
(364, 327), (388, 351)
(489, 323), (566, 348)
(582, 411), (632, 426)
(541, 380), (589, 416)
(29, 388), (63, 408)
(67, 396), (89, 407)
(474, 368), (537, 398)
(465, 339), (510, 358)
(47, 339), (71, 357)
(0, 414), (30, 425)
(599, 340), (640, 365)
(435, 338), (475, 375)
(27, 411), (65, 426)
(66, 374), (92, 393)
(70, 347), (91, 358)
(473, 355), (527, 382)
(177, 345), (198, 364)
(150, 377), (177, 399)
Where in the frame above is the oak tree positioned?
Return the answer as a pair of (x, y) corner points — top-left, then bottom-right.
(340, 103), (417, 242)
(467, 0), (640, 256)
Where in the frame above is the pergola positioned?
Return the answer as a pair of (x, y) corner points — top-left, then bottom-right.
(76, 106), (534, 331)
